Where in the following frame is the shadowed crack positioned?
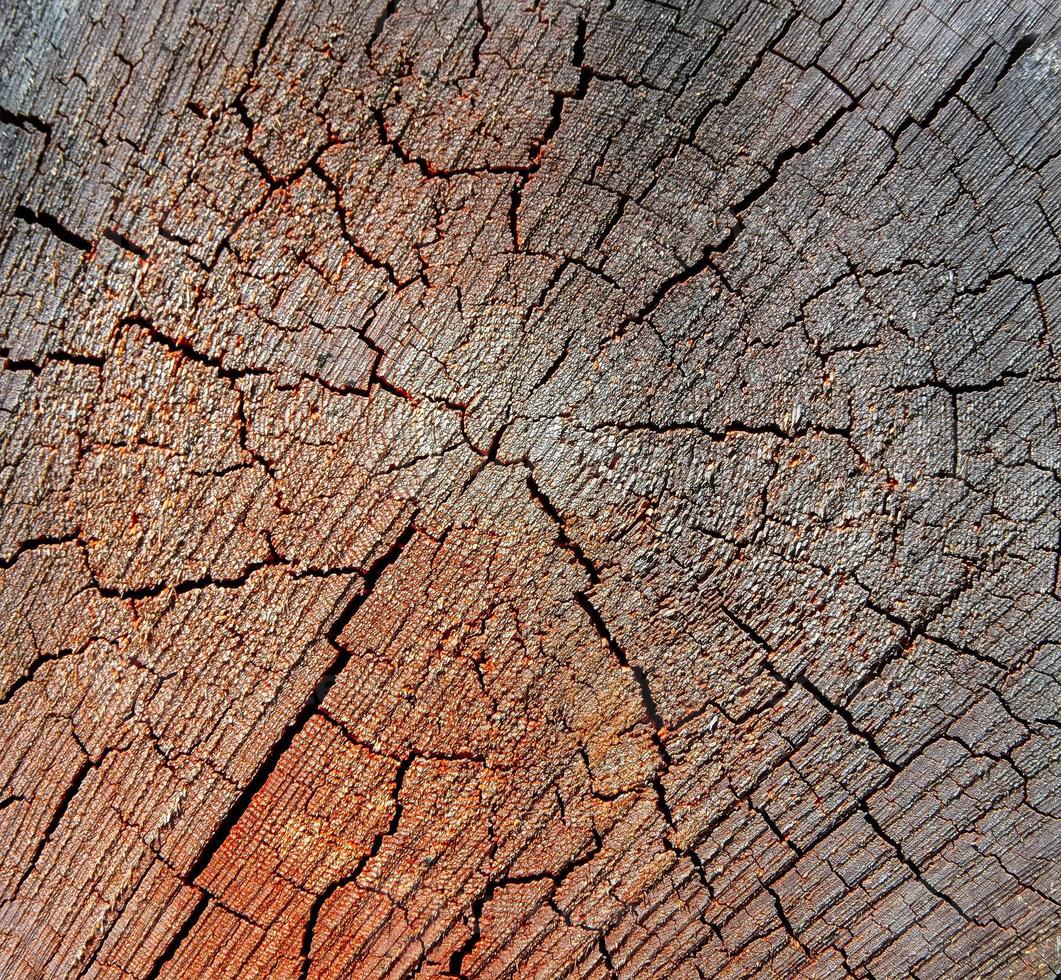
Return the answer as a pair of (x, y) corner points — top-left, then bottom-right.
(446, 828), (604, 977)
(139, 516), (418, 975)
(524, 473), (670, 775)
(892, 44), (992, 142)
(0, 105), (52, 139)
(2, 0), (1059, 975)
(141, 891), (210, 980)
(0, 644), (84, 705)
(0, 532), (82, 569)
(298, 755), (414, 980)
(629, 97), (856, 326)
(184, 516), (418, 882)
(12, 754), (99, 900)
(13, 205), (91, 252)
(860, 804), (983, 927)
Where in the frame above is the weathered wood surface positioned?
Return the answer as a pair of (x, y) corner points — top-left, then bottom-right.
(1, 0), (1059, 976)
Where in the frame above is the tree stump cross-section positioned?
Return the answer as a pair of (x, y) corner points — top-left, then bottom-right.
(0, 0), (1059, 977)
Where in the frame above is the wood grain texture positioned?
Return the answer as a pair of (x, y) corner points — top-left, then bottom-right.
(1, 0), (1059, 976)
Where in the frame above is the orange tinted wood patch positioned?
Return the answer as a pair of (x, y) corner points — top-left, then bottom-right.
(0, 0), (1059, 977)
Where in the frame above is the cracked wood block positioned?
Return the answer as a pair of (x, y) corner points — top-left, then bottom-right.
(0, 0), (1059, 977)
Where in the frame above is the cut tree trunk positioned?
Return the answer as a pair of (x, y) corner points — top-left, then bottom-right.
(0, 0), (1059, 977)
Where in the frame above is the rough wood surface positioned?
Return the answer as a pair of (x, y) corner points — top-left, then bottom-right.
(1, 0), (1059, 977)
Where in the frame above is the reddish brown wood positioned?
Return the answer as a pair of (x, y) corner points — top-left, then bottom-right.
(1, 0), (1059, 976)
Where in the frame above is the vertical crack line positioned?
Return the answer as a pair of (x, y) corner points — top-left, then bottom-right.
(13, 756), (95, 899)
(147, 516), (418, 972)
(298, 755), (413, 980)
(526, 474), (599, 583)
(597, 931), (618, 976)
(765, 882), (811, 958)
(511, 14), (590, 250)
(446, 829), (604, 977)
(574, 592), (671, 770)
(247, 0), (287, 80)
(366, 0), (400, 59)
(141, 891), (210, 980)
(186, 515), (418, 883)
